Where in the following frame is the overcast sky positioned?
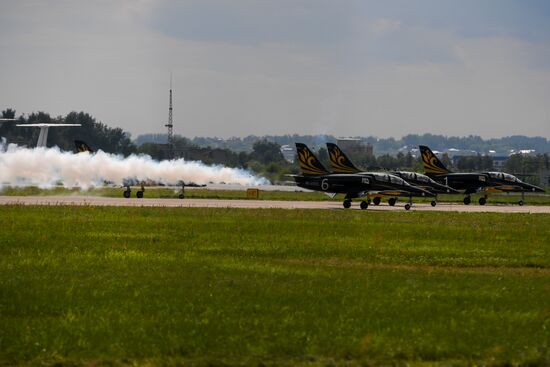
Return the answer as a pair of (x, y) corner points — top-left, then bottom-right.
(1, 0), (550, 139)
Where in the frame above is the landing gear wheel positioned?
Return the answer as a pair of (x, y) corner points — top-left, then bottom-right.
(123, 190), (131, 199)
(343, 200), (352, 209)
(360, 201), (369, 210)
(518, 200), (524, 206)
(478, 197), (486, 205)
(404, 203), (411, 211)
(367, 198), (372, 204)
(388, 198), (397, 206)
(373, 197), (381, 206)
(463, 196), (471, 205)
(178, 193), (185, 199)
(136, 190), (144, 199)
(431, 200), (437, 207)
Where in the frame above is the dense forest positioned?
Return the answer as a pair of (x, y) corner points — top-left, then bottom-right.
(2, 109), (549, 185)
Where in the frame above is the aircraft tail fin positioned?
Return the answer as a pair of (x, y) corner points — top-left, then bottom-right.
(419, 145), (451, 175)
(326, 143), (361, 173)
(295, 143), (329, 176)
(75, 140), (94, 153)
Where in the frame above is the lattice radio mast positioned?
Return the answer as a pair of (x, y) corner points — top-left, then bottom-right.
(165, 74), (174, 158)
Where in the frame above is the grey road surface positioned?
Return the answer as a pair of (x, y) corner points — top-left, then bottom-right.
(1, 196), (549, 213)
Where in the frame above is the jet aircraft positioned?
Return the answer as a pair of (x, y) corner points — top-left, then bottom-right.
(419, 145), (544, 205)
(325, 142), (457, 207)
(17, 123), (81, 147)
(293, 143), (433, 210)
(74, 140), (204, 199)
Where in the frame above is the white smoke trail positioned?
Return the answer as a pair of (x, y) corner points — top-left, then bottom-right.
(0, 141), (269, 189)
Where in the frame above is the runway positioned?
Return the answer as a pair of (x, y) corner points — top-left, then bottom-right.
(1, 195), (550, 213)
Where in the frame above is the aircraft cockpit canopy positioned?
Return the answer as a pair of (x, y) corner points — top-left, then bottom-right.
(372, 173), (405, 185)
(389, 175), (405, 185)
(416, 174), (431, 183)
(398, 171), (431, 184)
(372, 173), (390, 182)
(398, 172), (414, 180)
(488, 172), (521, 182)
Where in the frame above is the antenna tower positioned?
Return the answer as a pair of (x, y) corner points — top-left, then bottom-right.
(165, 74), (174, 158)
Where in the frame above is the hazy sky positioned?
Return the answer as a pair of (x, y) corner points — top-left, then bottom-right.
(1, 0), (550, 139)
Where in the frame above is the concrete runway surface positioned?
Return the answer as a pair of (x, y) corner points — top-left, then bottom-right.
(1, 195), (549, 213)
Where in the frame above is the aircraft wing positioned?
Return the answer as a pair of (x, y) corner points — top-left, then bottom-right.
(483, 185), (524, 193)
(368, 190), (408, 197)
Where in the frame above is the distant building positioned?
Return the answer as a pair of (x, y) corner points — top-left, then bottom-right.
(491, 156), (508, 171)
(445, 148), (478, 158)
(510, 149), (536, 156)
(336, 137), (373, 157)
(280, 144), (295, 163)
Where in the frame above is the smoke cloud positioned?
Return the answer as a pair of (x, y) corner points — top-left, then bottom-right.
(0, 141), (268, 189)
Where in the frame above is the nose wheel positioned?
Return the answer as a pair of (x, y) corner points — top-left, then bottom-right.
(404, 195), (413, 211)
(519, 191), (525, 206)
(430, 200), (437, 207)
(343, 200), (352, 209)
(463, 196), (471, 205)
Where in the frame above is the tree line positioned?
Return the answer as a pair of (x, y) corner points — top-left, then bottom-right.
(137, 133), (550, 155)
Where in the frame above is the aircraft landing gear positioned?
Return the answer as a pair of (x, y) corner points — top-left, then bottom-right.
(123, 186), (131, 198)
(431, 200), (437, 207)
(360, 201), (369, 210)
(478, 196), (487, 205)
(343, 199), (352, 209)
(373, 197), (381, 206)
(178, 182), (185, 199)
(404, 195), (413, 211)
(388, 198), (397, 206)
(519, 191), (525, 206)
(463, 196), (471, 205)
(136, 184), (145, 199)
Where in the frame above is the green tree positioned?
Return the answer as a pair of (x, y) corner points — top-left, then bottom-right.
(250, 139), (285, 164)
(2, 108), (16, 118)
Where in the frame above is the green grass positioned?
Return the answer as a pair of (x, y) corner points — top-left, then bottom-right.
(0, 207), (549, 366)
(2, 185), (550, 205)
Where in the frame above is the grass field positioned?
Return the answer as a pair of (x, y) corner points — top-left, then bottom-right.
(2, 185), (550, 205)
(0, 206), (549, 366)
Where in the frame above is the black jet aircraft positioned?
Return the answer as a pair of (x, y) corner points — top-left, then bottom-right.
(74, 140), (204, 199)
(419, 145), (544, 205)
(293, 143), (433, 210)
(325, 142), (457, 207)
